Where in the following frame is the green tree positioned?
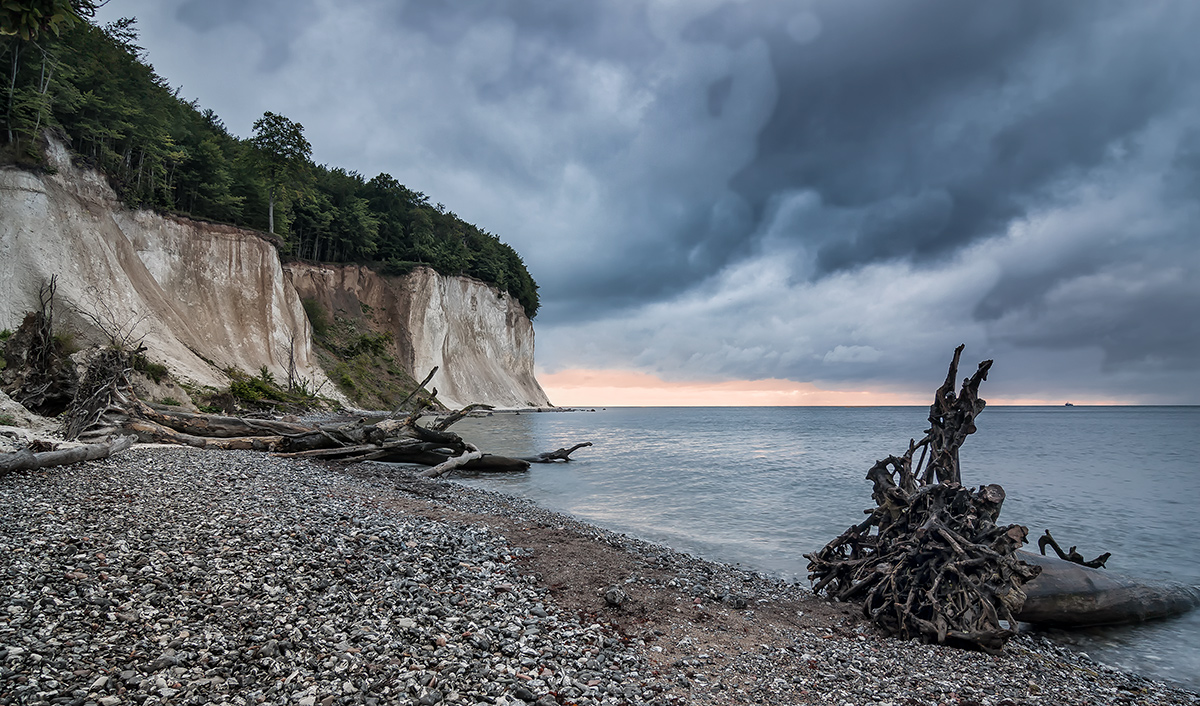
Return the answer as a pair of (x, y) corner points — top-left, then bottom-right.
(2, 1), (102, 147)
(0, 0), (101, 41)
(0, 17), (542, 317)
(250, 110), (311, 234)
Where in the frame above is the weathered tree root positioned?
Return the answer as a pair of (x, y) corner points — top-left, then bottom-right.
(1038, 529), (1111, 569)
(805, 345), (1041, 653)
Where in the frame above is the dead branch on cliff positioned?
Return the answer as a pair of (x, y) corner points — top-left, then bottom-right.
(1, 277), (78, 416)
(805, 345), (1041, 653)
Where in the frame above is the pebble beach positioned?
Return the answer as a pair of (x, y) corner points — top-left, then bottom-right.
(1, 446), (1197, 706)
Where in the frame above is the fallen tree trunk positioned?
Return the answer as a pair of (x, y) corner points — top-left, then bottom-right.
(138, 404), (314, 438)
(0, 435), (135, 476)
(126, 419), (285, 451)
(36, 338), (592, 474)
(1016, 552), (1200, 627)
(521, 442), (593, 463)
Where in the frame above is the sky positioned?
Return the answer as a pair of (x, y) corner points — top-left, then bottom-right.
(96, 0), (1200, 405)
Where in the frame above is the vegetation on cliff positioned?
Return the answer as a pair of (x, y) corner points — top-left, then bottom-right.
(0, 14), (539, 317)
(301, 297), (430, 411)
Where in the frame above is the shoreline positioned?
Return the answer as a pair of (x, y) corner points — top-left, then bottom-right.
(0, 446), (1195, 705)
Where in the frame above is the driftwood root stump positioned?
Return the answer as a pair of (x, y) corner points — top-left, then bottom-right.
(806, 345), (1041, 653)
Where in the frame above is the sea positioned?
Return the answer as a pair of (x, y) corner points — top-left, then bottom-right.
(443, 405), (1200, 692)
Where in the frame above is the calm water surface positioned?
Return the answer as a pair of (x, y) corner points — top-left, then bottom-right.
(445, 406), (1200, 691)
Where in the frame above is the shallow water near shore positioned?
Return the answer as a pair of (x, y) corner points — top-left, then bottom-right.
(446, 405), (1200, 691)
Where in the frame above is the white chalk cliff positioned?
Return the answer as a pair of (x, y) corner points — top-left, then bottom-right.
(0, 140), (550, 409)
(285, 263), (550, 409)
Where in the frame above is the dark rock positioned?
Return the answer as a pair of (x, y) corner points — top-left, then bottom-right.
(603, 586), (629, 607)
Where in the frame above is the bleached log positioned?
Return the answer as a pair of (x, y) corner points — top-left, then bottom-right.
(137, 403), (314, 437)
(420, 446), (484, 478)
(0, 435), (135, 476)
(125, 419), (284, 451)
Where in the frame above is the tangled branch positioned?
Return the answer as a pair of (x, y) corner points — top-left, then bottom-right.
(805, 345), (1041, 653)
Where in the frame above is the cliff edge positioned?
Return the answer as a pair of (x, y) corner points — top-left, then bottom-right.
(0, 140), (334, 397)
(0, 139), (550, 410)
(285, 262), (550, 409)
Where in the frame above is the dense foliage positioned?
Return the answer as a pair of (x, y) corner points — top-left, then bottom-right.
(0, 17), (539, 316)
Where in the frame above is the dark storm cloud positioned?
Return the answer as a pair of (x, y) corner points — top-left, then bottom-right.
(94, 0), (1200, 400)
(686, 0), (1187, 272)
(175, 0), (319, 70)
(394, 1), (663, 66)
(365, 1), (741, 317)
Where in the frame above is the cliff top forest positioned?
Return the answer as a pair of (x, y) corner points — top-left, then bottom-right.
(0, 6), (540, 317)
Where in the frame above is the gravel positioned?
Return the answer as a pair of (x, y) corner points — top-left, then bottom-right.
(1, 446), (1197, 706)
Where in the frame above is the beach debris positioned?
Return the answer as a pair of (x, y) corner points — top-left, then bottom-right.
(1016, 550), (1200, 627)
(520, 442), (594, 463)
(0, 434), (135, 477)
(1037, 529), (1111, 569)
(805, 345), (1041, 653)
(50, 349), (589, 473)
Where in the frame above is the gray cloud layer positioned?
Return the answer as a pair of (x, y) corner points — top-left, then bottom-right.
(101, 0), (1200, 402)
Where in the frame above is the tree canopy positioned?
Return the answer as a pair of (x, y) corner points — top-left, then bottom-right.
(0, 16), (540, 317)
(0, 0), (103, 41)
(251, 111), (311, 234)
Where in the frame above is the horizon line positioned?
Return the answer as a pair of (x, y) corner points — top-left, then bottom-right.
(536, 368), (1156, 407)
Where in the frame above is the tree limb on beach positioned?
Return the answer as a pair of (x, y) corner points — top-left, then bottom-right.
(45, 346), (591, 472)
(2, 288), (586, 475)
(521, 442), (593, 463)
(1038, 530), (1111, 569)
(0, 435), (135, 477)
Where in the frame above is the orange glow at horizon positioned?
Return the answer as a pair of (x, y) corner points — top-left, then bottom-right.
(538, 368), (1125, 407)
(539, 369), (923, 407)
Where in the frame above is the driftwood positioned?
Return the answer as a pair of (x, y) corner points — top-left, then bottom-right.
(521, 442), (593, 463)
(0, 435), (135, 477)
(389, 366), (439, 418)
(1037, 529), (1111, 569)
(47, 346), (590, 473)
(806, 346), (1041, 653)
(1017, 551), (1200, 627)
(420, 447), (484, 478)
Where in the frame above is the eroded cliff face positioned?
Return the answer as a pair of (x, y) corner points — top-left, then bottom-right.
(0, 140), (550, 409)
(0, 140), (334, 396)
(285, 262), (551, 409)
